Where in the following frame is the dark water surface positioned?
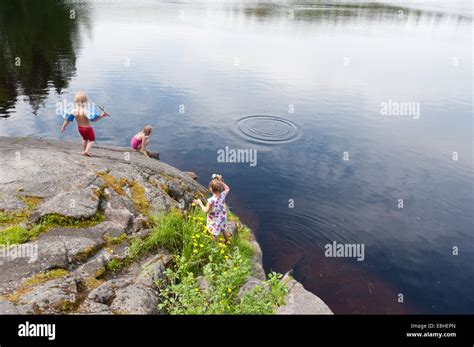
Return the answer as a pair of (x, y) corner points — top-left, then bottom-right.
(0, 0), (472, 314)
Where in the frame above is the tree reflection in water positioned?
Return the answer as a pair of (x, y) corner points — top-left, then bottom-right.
(0, 0), (89, 116)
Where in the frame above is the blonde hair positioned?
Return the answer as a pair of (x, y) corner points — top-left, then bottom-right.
(74, 91), (88, 106)
(143, 125), (153, 136)
(209, 179), (224, 194)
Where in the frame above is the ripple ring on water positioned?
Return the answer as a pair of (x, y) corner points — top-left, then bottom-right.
(237, 115), (299, 143)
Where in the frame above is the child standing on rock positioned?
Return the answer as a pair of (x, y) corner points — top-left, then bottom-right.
(60, 91), (109, 157)
(193, 174), (230, 243)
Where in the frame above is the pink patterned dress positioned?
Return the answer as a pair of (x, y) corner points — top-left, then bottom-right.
(206, 191), (228, 236)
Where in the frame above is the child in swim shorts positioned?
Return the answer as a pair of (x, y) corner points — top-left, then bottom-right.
(60, 91), (108, 156)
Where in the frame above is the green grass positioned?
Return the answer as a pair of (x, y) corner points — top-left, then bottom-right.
(0, 196), (107, 245)
(36, 213), (105, 229)
(134, 209), (196, 257)
(0, 211), (26, 226)
(233, 225), (255, 260)
(0, 212), (105, 246)
(21, 269), (68, 288)
(0, 196), (43, 227)
(118, 207), (287, 314)
(0, 225), (41, 245)
(104, 233), (128, 245)
(227, 209), (240, 222)
(105, 258), (125, 273)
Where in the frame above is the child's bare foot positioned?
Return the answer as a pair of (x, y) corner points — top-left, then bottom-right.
(83, 152), (92, 157)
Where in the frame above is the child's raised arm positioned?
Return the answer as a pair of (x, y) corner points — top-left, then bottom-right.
(92, 111), (108, 122)
(222, 181), (230, 195)
(216, 176), (230, 194)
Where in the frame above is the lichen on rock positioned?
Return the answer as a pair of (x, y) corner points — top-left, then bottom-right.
(0, 137), (332, 315)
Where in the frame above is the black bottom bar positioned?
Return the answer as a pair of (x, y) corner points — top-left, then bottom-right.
(0, 314), (472, 345)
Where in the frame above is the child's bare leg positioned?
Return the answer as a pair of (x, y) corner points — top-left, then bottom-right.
(222, 231), (230, 244)
(211, 235), (218, 242)
(221, 231), (229, 244)
(84, 141), (95, 155)
(82, 140), (87, 153)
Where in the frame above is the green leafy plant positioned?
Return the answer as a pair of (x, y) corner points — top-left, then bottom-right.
(239, 272), (288, 314)
(100, 207), (288, 314)
(148, 208), (287, 314)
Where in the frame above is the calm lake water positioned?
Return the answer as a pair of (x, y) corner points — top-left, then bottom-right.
(0, 0), (472, 314)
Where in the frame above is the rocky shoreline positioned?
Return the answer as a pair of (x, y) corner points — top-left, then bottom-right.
(0, 136), (332, 315)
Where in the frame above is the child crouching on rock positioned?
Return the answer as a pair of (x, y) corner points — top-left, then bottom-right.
(193, 174), (230, 243)
(131, 125), (153, 157)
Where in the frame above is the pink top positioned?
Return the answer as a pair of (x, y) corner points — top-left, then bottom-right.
(131, 136), (142, 150)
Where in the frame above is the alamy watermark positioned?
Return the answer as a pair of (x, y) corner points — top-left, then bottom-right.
(380, 99), (420, 119)
(18, 321), (55, 340)
(55, 99), (97, 116)
(217, 146), (257, 167)
(325, 241), (365, 261)
(0, 242), (38, 265)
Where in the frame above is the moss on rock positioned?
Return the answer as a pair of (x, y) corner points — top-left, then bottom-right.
(97, 172), (150, 218)
(0, 196), (43, 228)
(104, 233), (128, 246)
(7, 269), (69, 303)
(0, 212), (105, 245)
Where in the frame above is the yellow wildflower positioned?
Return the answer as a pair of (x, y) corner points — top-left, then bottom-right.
(227, 288), (232, 293)
(193, 249), (198, 253)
